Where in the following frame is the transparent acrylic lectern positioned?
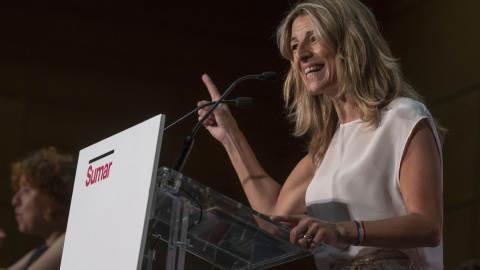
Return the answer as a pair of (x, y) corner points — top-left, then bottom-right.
(142, 167), (326, 270)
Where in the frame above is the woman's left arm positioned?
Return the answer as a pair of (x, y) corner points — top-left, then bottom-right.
(272, 119), (443, 250)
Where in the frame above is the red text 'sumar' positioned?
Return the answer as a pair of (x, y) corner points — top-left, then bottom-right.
(85, 162), (113, 187)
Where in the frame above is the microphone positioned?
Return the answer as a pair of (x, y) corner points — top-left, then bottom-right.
(164, 97), (253, 131)
(172, 72), (277, 172)
(260, 71), (278, 82)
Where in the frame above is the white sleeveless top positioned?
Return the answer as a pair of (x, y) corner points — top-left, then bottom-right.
(305, 98), (443, 269)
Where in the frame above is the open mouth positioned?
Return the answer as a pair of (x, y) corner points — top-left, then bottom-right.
(304, 64), (325, 78)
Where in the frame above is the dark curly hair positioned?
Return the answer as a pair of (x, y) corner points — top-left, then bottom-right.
(11, 147), (76, 226)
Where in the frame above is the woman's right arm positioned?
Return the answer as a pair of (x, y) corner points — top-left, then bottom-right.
(198, 74), (315, 216)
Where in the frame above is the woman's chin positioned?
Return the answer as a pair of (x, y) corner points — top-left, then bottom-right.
(307, 86), (337, 97)
(17, 224), (28, 234)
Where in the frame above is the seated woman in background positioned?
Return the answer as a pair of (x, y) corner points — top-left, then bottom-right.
(0, 147), (76, 270)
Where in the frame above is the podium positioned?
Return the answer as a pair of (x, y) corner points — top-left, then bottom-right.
(143, 167), (324, 270)
(61, 115), (325, 270)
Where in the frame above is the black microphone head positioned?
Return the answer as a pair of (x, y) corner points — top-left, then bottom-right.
(235, 97), (253, 108)
(261, 71), (278, 82)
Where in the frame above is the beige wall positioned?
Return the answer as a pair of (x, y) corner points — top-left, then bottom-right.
(0, 1), (478, 269)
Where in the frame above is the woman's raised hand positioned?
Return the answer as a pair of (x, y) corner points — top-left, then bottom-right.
(198, 74), (238, 144)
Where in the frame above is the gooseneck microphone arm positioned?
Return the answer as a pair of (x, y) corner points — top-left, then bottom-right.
(172, 72), (277, 172)
(164, 97), (252, 131)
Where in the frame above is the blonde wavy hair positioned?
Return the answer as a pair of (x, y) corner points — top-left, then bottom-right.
(277, 0), (445, 166)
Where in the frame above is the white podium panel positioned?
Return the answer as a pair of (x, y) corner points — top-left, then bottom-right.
(61, 115), (165, 270)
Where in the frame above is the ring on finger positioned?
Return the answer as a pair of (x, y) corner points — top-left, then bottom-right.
(302, 235), (313, 242)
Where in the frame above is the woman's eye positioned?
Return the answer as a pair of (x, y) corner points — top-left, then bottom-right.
(20, 185), (30, 194)
(311, 36), (317, 42)
(291, 44), (298, 51)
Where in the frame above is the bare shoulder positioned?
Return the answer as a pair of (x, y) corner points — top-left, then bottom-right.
(400, 118), (442, 224)
(401, 118), (441, 172)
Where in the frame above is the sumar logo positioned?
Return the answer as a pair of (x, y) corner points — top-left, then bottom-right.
(85, 150), (114, 187)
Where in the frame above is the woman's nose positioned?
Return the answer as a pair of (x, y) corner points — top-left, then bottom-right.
(11, 191), (20, 206)
(296, 42), (312, 62)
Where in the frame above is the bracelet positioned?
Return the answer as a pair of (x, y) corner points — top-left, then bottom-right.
(354, 220), (365, 246)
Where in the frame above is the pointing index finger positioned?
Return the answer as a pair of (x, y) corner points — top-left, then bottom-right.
(202, 74), (221, 101)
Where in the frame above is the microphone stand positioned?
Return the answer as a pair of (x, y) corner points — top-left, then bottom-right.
(172, 72), (276, 172)
(163, 98), (252, 131)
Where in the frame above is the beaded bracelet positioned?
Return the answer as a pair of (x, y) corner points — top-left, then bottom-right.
(354, 220), (366, 246)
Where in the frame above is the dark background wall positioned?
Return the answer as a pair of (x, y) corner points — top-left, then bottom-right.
(0, 1), (479, 269)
